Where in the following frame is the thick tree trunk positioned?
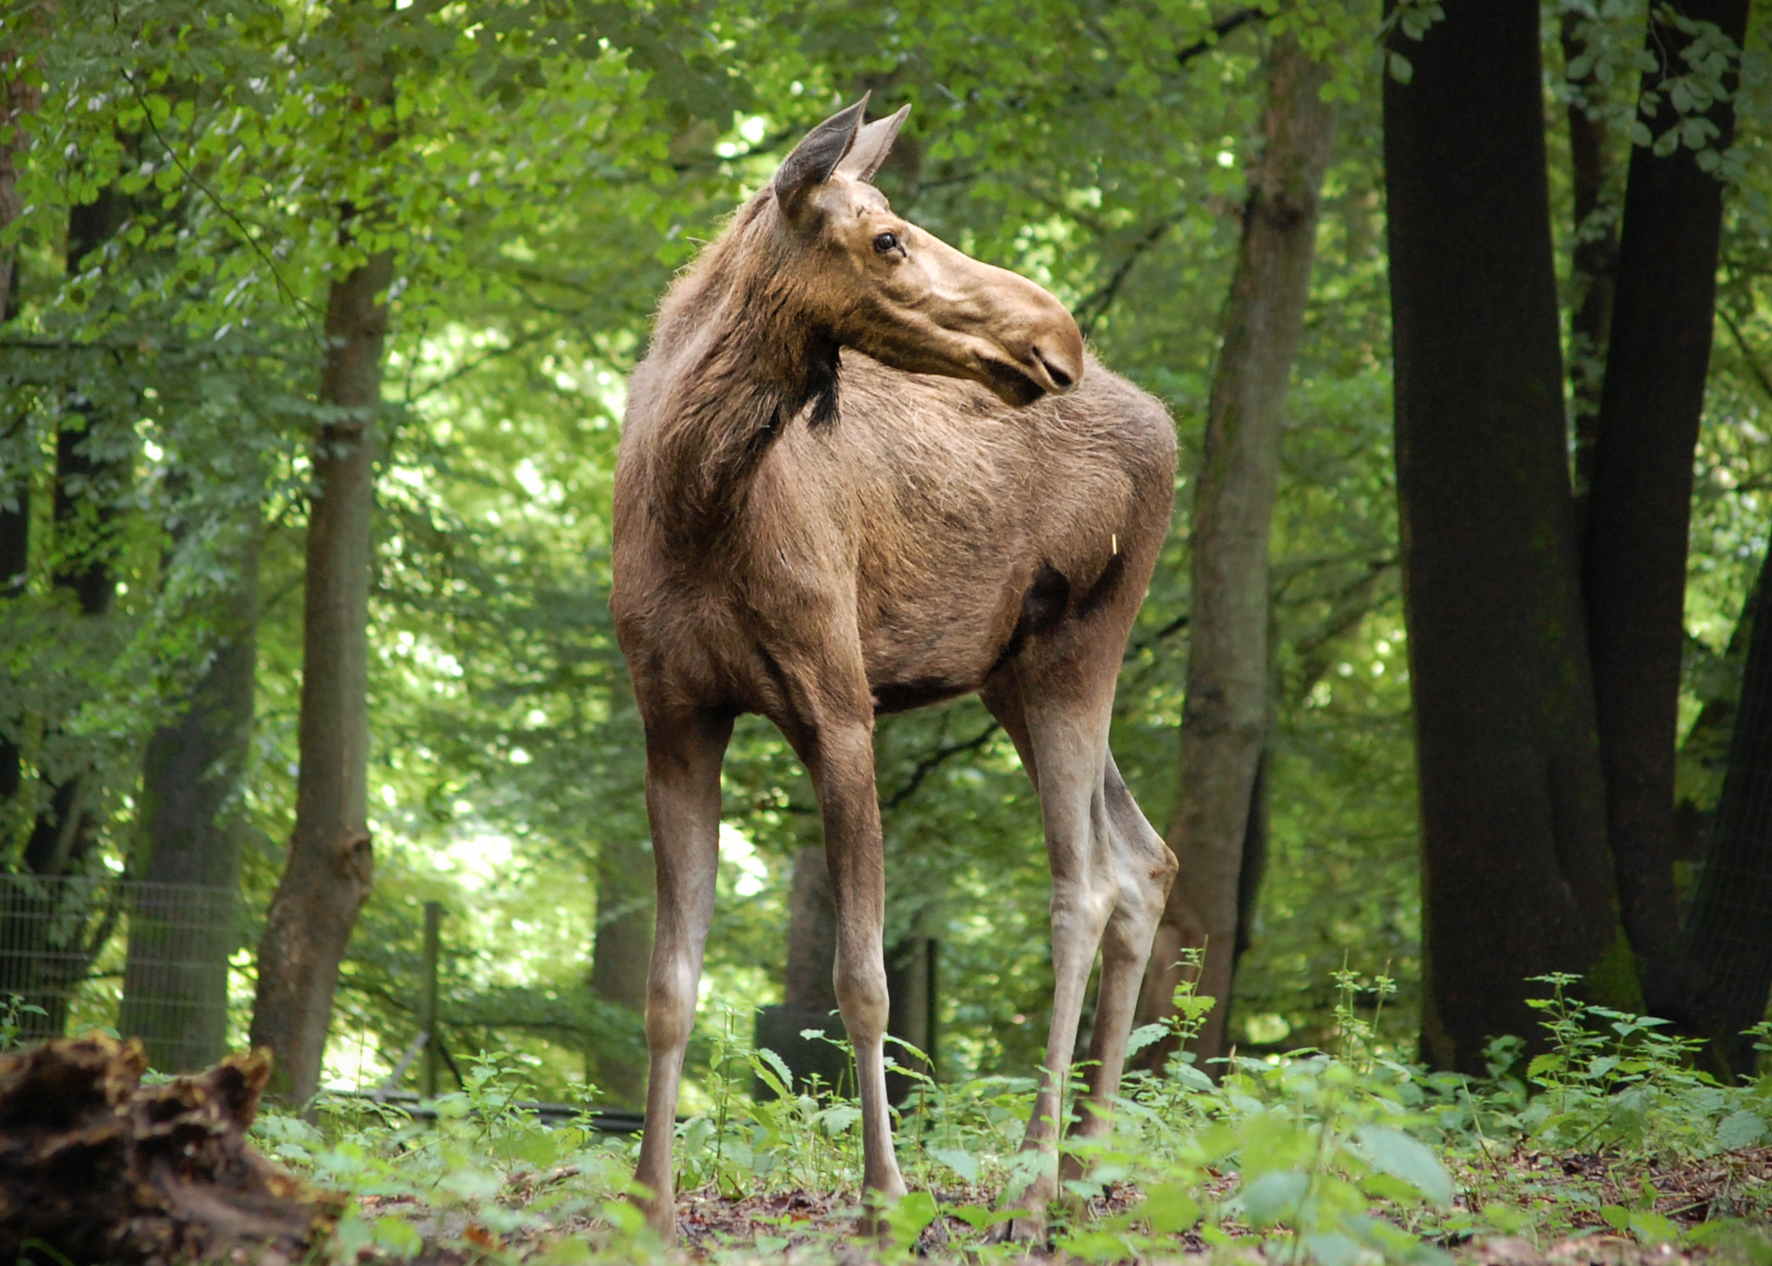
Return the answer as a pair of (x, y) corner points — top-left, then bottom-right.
(588, 832), (653, 1106)
(1560, 10), (1621, 504)
(1686, 542), (1772, 1077)
(249, 251), (391, 1101)
(1135, 32), (1335, 1066)
(1385, 0), (1631, 1073)
(1580, 0), (1750, 1025)
(119, 527), (259, 1071)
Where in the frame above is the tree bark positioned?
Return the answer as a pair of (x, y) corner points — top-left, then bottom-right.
(1560, 10), (1622, 505)
(1580, 0), (1750, 1025)
(119, 526), (259, 1071)
(1135, 31), (1335, 1066)
(1385, 0), (1631, 1073)
(249, 250), (391, 1101)
(588, 831), (653, 1106)
(1686, 541), (1772, 1076)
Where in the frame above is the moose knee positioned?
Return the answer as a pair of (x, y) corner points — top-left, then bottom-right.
(832, 956), (890, 1032)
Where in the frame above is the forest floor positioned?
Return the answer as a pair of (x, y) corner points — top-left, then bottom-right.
(334, 1144), (1772, 1266)
(8, 979), (1772, 1266)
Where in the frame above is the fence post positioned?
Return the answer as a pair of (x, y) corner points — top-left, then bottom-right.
(420, 901), (441, 1097)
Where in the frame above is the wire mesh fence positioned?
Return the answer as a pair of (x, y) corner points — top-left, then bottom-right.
(0, 874), (237, 1071)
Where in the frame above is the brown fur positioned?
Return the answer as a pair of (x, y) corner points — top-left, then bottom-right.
(611, 100), (1179, 1239)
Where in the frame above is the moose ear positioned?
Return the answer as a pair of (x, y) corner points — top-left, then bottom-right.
(834, 104), (910, 183)
(772, 96), (869, 217)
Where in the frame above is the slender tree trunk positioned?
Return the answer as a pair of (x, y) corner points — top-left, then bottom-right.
(755, 845), (850, 1095)
(118, 525), (258, 1071)
(0, 37), (41, 324)
(1687, 543), (1772, 1076)
(249, 250), (391, 1101)
(1135, 31), (1335, 1066)
(588, 832), (653, 1106)
(1580, 0), (1750, 1025)
(1560, 10), (1622, 505)
(1, 190), (130, 1038)
(1385, 0), (1632, 1073)
(2, 41), (43, 814)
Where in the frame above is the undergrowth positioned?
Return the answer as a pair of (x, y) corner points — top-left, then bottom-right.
(249, 966), (1772, 1265)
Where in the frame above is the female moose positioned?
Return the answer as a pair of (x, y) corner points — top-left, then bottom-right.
(611, 98), (1179, 1238)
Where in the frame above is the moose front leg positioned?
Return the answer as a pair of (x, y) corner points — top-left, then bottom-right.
(801, 715), (909, 1218)
(632, 708), (733, 1240)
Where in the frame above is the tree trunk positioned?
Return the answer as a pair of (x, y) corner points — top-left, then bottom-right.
(1136, 31), (1335, 1066)
(884, 933), (936, 1103)
(1580, 0), (1750, 1025)
(1686, 540), (1772, 1076)
(118, 526), (258, 1071)
(754, 845), (850, 1096)
(0, 190), (130, 1039)
(588, 832), (653, 1106)
(249, 250), (391, 1101)
(0, 45), (39, 814)
(0, 39), (40, 324)
(1385, 0), (1632, 1073)
(1560, 9), (1622, 505)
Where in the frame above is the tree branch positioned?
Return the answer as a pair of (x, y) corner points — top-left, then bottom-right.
(883, 722), (1002, 811)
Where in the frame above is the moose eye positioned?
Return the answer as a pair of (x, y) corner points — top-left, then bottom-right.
(872, 231), (902, 256)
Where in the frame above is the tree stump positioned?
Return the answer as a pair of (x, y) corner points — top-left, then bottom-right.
(0, 1035), (341, 1265)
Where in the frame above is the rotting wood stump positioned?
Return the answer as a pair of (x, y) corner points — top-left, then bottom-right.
(0, 1035), (342, 1266)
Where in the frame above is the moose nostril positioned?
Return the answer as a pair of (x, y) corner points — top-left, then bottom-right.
(1033, 347), (1074, 390)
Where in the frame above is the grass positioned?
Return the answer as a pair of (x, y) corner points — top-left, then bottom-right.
(248, 968), (1772, 1265)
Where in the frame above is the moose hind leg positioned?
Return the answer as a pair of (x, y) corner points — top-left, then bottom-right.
(1068, 752), (1176, 1150)
(632, 709), (732, 1240)
(1002, 676), (1121, 1235)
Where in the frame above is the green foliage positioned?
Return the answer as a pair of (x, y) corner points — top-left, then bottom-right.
(242, 966), (1772, 1264)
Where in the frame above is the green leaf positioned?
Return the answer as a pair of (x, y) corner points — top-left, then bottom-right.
(1600, 1205), (1632, 1233)
(944, 1205), (998, 1229)
(1126, 1022), (1168, 1058)
(1141, 1181), (1201, 1235)
(1526, 1052), (1564, 1081)
(887, 1191), (939, 1253)
(1240, 1170), (1309, 1226)
(752, 1047), (795, 1099)
(1719, 1110), (1767, 1149)
(1356, 1125), (1454, 1206)
(1304, 1231), (1361, 1266)
(930, 1147), (979, 1183)
(1388, 52), (1414, 84)
(373, 1215), (424, 1260)
(1629, 1210), (1680, 1247)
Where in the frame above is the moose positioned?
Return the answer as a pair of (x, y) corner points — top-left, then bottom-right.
(610, 98), (1179, 1239)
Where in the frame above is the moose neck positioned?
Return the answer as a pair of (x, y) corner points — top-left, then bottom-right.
(651, 251), (840, 546)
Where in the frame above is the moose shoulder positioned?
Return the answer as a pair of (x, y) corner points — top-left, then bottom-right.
(611, 97), (1178, 1240)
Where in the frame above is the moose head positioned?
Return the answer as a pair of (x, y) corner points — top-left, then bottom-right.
(767, 97), (1085, 408)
